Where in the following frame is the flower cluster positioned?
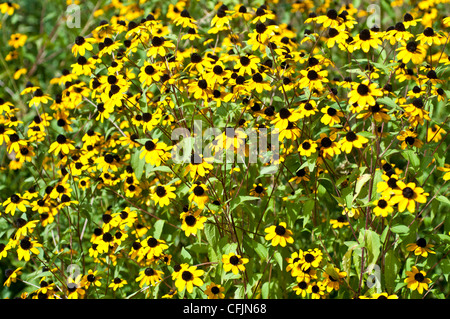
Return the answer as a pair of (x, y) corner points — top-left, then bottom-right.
(0, 0), (449, 300)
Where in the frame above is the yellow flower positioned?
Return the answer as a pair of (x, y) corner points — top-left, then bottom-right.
(205, 282), (225, 299)
(72, 36), (95, 56)
(188, 182), (209, 209)
(109, 277), (127, 291)
(0, 2), (20, 15)
(139, 139), (172, 166)
(151, 184), (176, 208)
(339, 130), (369, 154)
(396, 40), (427, 65)
(180, 210), (207, 237)
(404, 266), (431, 294)
(8, 33), (27, 48)
(264, 222), (294, 247)
(222, 252), (249, 275)
(347, 80), (383, 108)
(406, 238), (435, 258)
(372, 197), (395, 217)
(136, 267), (164, 288)
(390, 181), (429, 213)
(175, 264), (204, 293)
(2, 194), (29, 216)
(16, 236), (42, 261)
(48, 134), (75, 156)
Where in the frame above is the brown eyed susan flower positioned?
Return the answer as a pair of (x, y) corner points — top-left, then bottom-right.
(307, 281), (326, 299)
(180, 210), (207, 237)
(139, 62), (163, 86)
(71, 56), (95, 76)
(67, 274), (86, 299)
(249, 183), (267, 197)
(3, 267), (22, 287)
(315, 9), (344, 29)
(184, 153), (214, 179)
(325, 27), (349, 48)
(329, 215), (349, 228)
(182, 27), (201, 41)
(286, 249), (305, 277)
(299, 68), (329, 91)
(136, 267), (164, 288)
(298, 139), (317, 157)
(16, 236), (42, 261)
(8, 33), (27, 48)
(402, 12), (421, 28)
(143, 236), (169, 260)
(0, 1), (19, 15)
(372, 196), (395, 217)
(264, 222), (294, 247)
(270, 107), (301, 131)
(396, 40), (426, 65)
(140, 138), (172, 166)
(174, 9), (197, 29)
(14, 218), (39, 240)
(109, 277), (127, 291)
(390, 181), (429, 213)
(0, 241), (13, 260)
(377, 173), (401, 196)
(72, 35), (95, 57)
(404, 266), (431, 294)
(323, 267), (347, 292)
(339, 130), (369, 154)
(317, 133), (341, 158)
(348, 80), (383, 108)
(397, 129), (423, 150)
(356, 102), (391, 123)
(289, 168), (310, 184)
(320, 105), (343, 126)
(222, 252), (249, 275)
(2, 193), (28, 216)
(151, 184), (176, 208)
(417, 27), (444, 46)
(370, 292), (399, 299)
(406, 238), (435, 258)
(147, 36), (175, 58)
(351, 28), (382, 53)
(301, 248), (323, 270)
(28, 88), (52, 108)
(205, 282), (225, 299)
(82, 269), (102, 288)
(175, 264), (204, 293)
(234, 54), (260, 76)
(188, 182), (209, 209)
(293, 281), (309, 297)
(48, 134), (75, 156)
(384, 22), (414, 45)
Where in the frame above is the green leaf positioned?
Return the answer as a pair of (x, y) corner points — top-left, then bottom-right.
(131, 150), (145, 181)
(384, 250), (401, 293)
(436, 195), (450, 206)
(353, 174), (371, 201)
(152, 219), (165, 239)
(359, 229), (381, 268)
(402, 149), (420, 169)
(273, 251), (283, 270)
(255, 242), (269, 260)
(390, 225), (409, 234)
(204, 222), (219, 247)
(229, 196), (258, 211)
(180, 247), (193, 264)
